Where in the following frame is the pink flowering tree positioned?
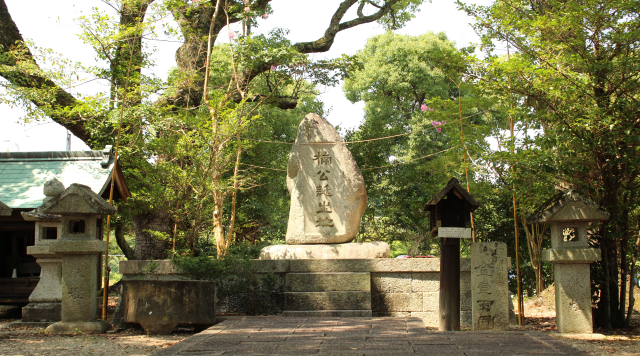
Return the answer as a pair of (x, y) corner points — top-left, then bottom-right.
(342, 31), (492, 248)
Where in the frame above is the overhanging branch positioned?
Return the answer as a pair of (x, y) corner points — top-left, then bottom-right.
(0, 0), (91, 142)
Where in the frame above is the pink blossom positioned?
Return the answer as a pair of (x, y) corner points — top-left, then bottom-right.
(244, 0), (249, 4)
(244, 6), (250, 11)
(431, 121), (444, 133)
(228, 31), (235, 40)
(421, 104), (433, 112)
(270, 65), (276, 71)
(262, 13), (269, 19)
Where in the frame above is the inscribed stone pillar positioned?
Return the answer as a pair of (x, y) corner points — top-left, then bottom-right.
(285, 113), (367, 244)
(471, 242), (510, 331)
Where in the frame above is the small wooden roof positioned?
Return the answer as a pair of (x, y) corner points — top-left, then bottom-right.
(528, 190), (609, 223)
(425, 178), (480, 212)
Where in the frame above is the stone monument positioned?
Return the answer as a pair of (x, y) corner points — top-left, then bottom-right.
(20, 179), (66, 325)
(41, 183), (114, 333)
(260, 113), (389, 259)
(529, 190), (607, 334)
(471, 242), (510, 331)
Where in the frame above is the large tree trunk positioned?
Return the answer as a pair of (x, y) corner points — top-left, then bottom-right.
(114, 223), (137, 260)
(132, 211), (172, 260)
(627, 229), (640, 326)
(522, 217), (546, 295)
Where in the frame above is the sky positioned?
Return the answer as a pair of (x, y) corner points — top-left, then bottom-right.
(0, 0), (489, 152)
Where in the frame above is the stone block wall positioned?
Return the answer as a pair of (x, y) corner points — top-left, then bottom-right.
(120, 257), (510, 327)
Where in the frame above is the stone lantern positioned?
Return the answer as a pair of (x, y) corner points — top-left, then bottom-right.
(528, 190), (608, 334)
(40, 183), (115, 333)
(21, 179), (65, 324)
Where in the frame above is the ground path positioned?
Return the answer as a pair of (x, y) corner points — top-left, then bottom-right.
(153, 317), (588, 356)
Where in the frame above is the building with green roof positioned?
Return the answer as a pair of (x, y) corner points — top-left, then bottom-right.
(0, 146), (129, 303)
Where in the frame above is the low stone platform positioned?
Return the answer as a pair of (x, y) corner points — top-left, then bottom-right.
(259, 242), (390, 260)
(153, 317), (588, 356)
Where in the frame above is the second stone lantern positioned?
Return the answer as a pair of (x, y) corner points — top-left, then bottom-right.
(529, 190), (607, 334)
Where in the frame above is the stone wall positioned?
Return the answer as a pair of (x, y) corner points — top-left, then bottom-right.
(120, 258), (510, 327)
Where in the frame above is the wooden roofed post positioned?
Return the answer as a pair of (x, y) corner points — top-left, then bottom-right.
(528, 190), (608, 334)
(426, 178), (479, 331)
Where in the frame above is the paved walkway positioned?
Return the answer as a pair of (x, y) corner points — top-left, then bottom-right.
(154, 317), (587, 356)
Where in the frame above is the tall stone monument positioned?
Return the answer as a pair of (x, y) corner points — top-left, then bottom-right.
(529, 190), (608, 334)
(42, 183), (114, 333)
(471, 242), (510, 331)
(260, 113), (389, 259)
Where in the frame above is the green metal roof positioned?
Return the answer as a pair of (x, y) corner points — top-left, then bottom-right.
(0, 146), (115, 209)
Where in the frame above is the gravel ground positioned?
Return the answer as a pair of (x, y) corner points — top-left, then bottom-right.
(1, 294), (638, 356)
(0, 297), (196, 356)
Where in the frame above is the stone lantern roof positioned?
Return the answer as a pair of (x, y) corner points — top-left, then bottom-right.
(40, 183), (116, 216)
(528, 190), (609, 223)
(0, 200), (11, 216)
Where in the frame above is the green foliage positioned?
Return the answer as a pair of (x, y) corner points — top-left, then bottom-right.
(342, 31), (495, 248)
(459, 0), (640, 326)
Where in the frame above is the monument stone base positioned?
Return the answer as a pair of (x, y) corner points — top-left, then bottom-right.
(259, 241), (390, 260)
(46, 320), (111, 334)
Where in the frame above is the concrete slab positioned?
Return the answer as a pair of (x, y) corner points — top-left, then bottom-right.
(152, 316), (589, 356)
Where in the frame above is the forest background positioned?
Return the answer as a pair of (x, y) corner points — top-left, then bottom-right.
(0, 0), (638, 330)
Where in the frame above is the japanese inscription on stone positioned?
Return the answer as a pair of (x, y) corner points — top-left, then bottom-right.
(285, 113), (367, 244)
(471, 242), (510, 331)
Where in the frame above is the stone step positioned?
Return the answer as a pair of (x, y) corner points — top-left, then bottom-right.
(285, 291), (371, 311)
(286, 272), (370, 292)
(283, 310), (372, 317)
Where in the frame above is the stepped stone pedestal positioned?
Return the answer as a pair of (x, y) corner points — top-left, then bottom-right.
(530, 190), (608, 334)
(260, 241), (389, 260)
(284, 272), (372, 317)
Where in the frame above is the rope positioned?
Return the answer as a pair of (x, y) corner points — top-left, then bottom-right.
(241, 145), (458, 173)
(360, 145), (459, 171)
(241, 163), (287, 172)
(239, 110), (488, 146)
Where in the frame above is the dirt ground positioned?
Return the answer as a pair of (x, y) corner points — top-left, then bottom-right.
(1, 291), (639, 356)
(514, 284), (640, 356)
(0, 297), (194, 356)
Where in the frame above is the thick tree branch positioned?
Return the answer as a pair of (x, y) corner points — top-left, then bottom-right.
(293, 0), (398, 53)
(164, 0), (270, 109)
(0, 0), (91, 142)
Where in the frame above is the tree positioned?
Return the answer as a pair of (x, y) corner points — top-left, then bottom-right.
(342, 31), (495, 250)
(460, 0), (640, 328)
(0, 0), (427, 258)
